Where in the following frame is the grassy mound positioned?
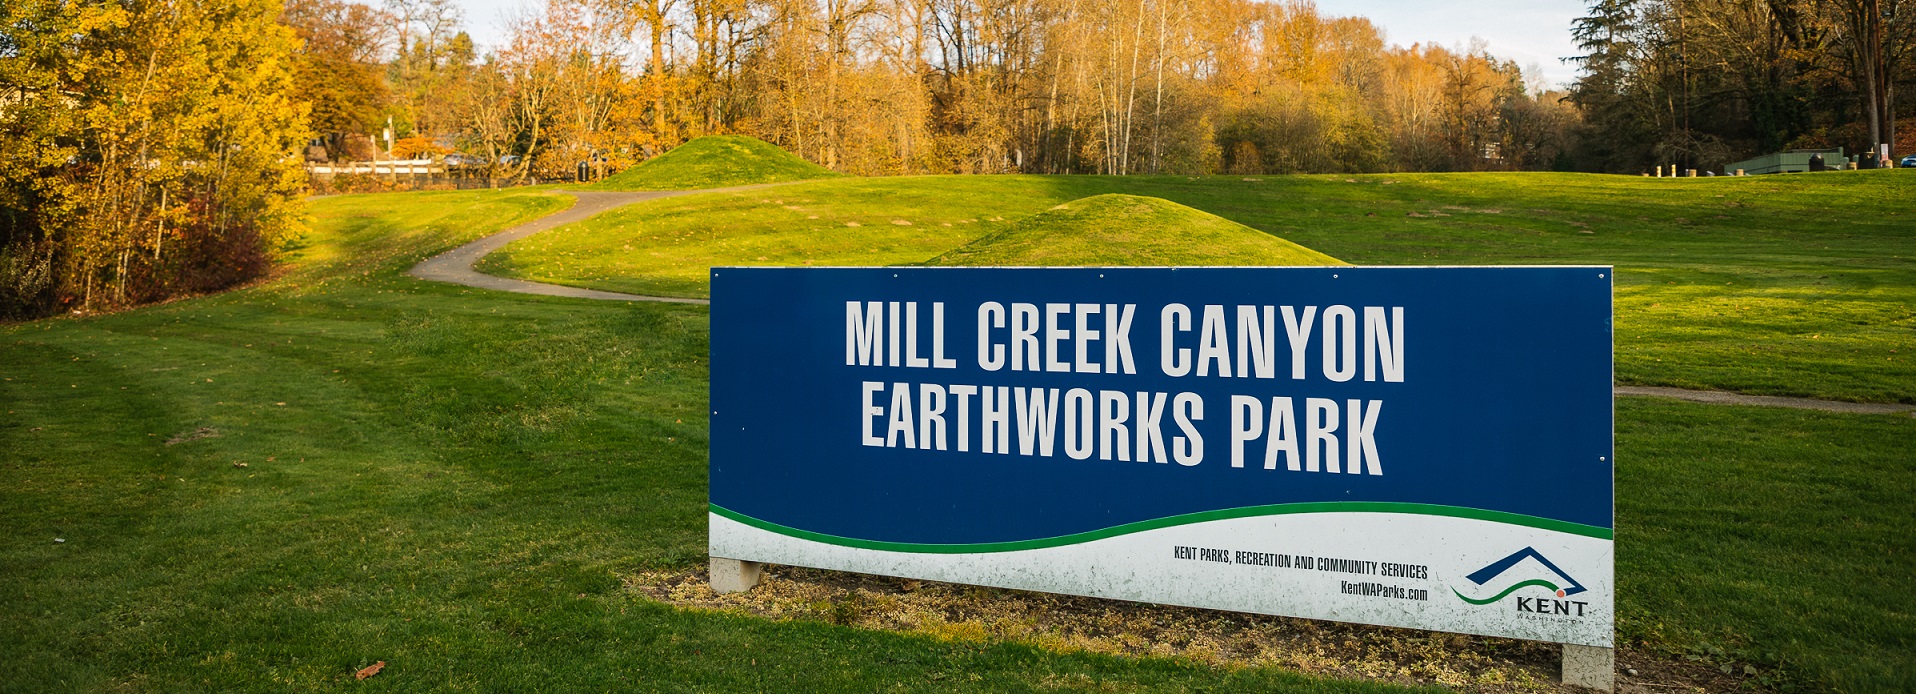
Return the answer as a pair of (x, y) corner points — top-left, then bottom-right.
(924, 194), (1345, 266)
(587, 135), (840, 191)
(487, 171), (1916, 402)
(9, 175), (1916, 690)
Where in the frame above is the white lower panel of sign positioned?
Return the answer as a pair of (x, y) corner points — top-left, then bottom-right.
(710, 511), (1613, 646)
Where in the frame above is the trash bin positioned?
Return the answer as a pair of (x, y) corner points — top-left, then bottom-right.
(1809, 153), (1826, 171)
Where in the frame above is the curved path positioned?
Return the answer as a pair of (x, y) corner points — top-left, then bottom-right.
(408, 190), (709, 304)
(410, 189), (1914, 417)
(1614, 386), (1912, 415)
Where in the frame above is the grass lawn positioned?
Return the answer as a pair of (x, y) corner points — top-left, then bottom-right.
(924, 193), (1346, 266)
(5, 176), (1913, 691)
(1, 189), (1421, 693)
(1613, 399), (1914, 691)
(482, 170), (1916, 403)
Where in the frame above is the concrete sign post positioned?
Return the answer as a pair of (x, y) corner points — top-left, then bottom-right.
(709, 266), (1615, 690)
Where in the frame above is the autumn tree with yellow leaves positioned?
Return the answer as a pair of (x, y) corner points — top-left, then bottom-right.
(2, 0), (308, 318)
(469, 0), (1579, 178)
(0, 0), (1595, 318)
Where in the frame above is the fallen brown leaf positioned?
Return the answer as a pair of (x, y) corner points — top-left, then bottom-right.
(355, 661), (385, 680)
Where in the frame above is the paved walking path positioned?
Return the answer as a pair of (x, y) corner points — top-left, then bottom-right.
(410, 189), (1913, 416)
(408, 190), (710, 304)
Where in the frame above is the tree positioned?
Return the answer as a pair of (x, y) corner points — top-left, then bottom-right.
(1820, 0), (1899, 157)
(283, 0), (392, 158)
(1567, 0), (1914, 171)
(386, 0), (471, 138)
(1, 0), (307, 317)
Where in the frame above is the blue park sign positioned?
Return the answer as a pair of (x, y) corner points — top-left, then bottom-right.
(708, 266), (1614, 646)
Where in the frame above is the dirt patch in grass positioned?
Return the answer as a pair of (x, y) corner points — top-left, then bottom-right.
(1614, 648), (1770, 694)
(625, 565), (1769, 693)
(164, 427), (219, 445)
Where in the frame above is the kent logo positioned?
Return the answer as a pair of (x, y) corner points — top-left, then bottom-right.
(1453, 547), (1590, 617)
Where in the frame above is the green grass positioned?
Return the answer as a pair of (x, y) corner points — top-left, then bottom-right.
(484, 170), (1916, 403)
(477, 176), (1060, 297)
(585, 135), (841, 191)
(1, 189), (1422, 693)
(924, 193), (1345, 266)
(7, 174), (1914, 691)
(1613, 399), (1915, 690)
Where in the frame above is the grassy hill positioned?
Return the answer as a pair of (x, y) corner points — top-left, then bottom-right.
(4, 173), (1914, 691)
(486, 170), (1916, 404)
(0, 190), (1419, 692)
(924, 193), (1344, 266)
(586, 135), (840, 191)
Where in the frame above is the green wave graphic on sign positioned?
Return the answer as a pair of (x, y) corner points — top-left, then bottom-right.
(710, 501), (1612, 554)
(1451, 579), (1563, 605)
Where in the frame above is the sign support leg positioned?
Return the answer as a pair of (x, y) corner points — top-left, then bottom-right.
(709, 556), (762, 594)
(1562, 644), (1614, 691)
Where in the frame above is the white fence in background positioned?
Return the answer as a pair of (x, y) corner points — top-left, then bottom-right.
(308, 160), (445, 176)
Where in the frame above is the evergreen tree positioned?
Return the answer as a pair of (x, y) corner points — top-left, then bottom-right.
(1567, 0), (1656, 171)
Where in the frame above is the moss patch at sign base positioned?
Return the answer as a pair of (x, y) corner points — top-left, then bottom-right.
(924, 193), (1345, 267)
(588, 135), (841, 191)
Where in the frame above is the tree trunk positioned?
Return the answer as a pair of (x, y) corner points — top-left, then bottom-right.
(649, 1), (669, 137)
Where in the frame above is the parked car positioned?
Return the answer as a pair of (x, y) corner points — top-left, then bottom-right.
(1901, 154), (1916, 168)
(442, 152), (486, 167)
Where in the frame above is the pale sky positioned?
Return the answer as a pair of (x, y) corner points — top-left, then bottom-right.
(1315, 0), (1587, 88)
(437, 0), (1588, 89)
